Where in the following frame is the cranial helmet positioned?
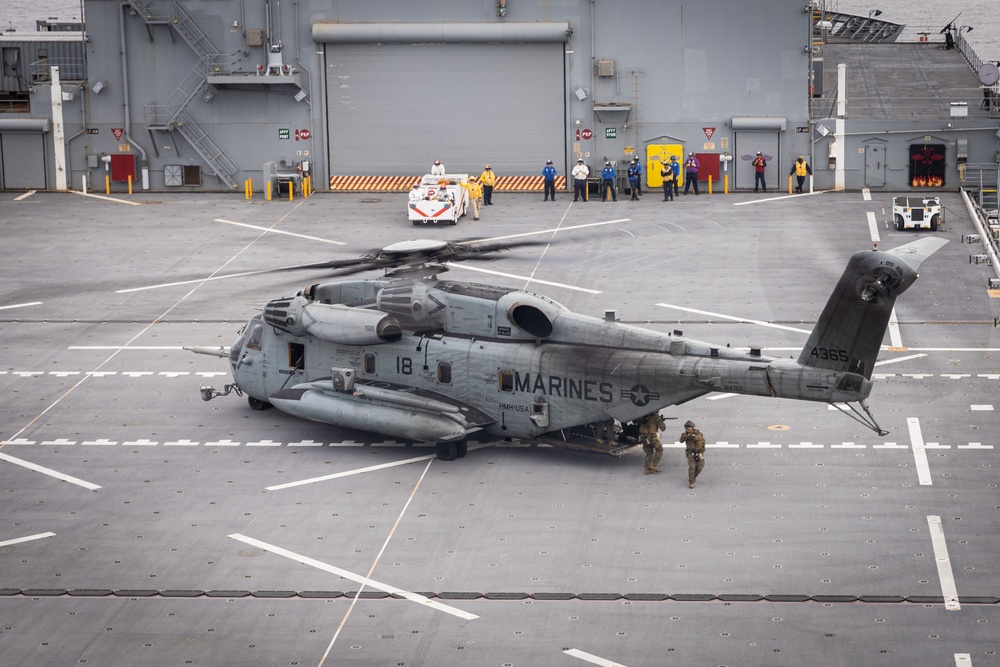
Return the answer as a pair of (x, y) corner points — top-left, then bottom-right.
(684, 420), (695, 428)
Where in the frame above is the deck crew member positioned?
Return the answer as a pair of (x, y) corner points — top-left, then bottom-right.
(461, 176), (482, 220)
(632, 156), (643, 195)
(479, 165), (496, 205)
(572, 159), (589, 202)
(431, 159), (445, 176)
(683, 153), (700, 195)
(679, 420), (706, 488)
(753, 151), (767, 192)
(790, 155), (812, 193)
(600, 161), (618, 202)
(542, 160), (557, 201)
(669, 155), (681, 197)
(638, 411), (666, 474)
(627, 160), (641, 200)
(660, 162), (674, 201)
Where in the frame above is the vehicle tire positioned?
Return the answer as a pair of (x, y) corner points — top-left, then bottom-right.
(455, 440), (468, 458)
(412, 220), (419, 226)
(248, 396), (270, 411)
(435, 441), (458, 461)
(894, 214), (905, 231)
(930, 214), (939, 231)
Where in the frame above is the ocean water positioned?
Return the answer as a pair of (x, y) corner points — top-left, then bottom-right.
(2, 0), (996, 63)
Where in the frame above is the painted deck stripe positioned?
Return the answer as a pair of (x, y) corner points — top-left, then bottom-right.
(732, 190), (827, 205)
(887, 307), (903, 348)
(867, 211), (880, 243)
(214, 218), (346, 244)
(908, 418), (932, 486)
(862, 188), (872, 201)
(0, 452), (101, 490)
(14, 190), (36, 201)
(227, 533), (478, 620)
(564, 648), (627, 666)
(266, 454), (437, 489)
(70, 190), (142, 205)
(927, 515), (961, 611)
(654, 304), (811, 334)
(0, 301), (42, 311)
(955, 654), (972, 665)
(874, 353), (927, 367)
(0, 532), (56, 548)
(447, 263), (601, 294)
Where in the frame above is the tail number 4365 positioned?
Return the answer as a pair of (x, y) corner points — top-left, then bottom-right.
(810, 347), (849, 362)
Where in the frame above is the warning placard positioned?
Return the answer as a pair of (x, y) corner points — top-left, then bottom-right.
(702, 127), (716, 140)
(111, 128), (124, 140)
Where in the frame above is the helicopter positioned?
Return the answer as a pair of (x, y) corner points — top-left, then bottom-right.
(187, 235), (947, 461)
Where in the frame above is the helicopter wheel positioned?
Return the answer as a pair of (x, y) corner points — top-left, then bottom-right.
(455, 439), (468, 458)
(435, 441), (458, 461)
(248, 396), (271, 411)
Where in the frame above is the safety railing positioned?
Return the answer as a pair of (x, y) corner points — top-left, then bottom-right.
(29, 58), (86, 82)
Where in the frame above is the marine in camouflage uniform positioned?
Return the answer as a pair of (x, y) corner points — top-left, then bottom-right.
(679, 420), (706, 488)
(638, 411), (666, 474)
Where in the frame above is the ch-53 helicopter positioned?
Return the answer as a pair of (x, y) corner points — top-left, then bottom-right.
(187, 235), (947, 461)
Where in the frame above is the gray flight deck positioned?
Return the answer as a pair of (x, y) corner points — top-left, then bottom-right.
(1, 185), (999, 666)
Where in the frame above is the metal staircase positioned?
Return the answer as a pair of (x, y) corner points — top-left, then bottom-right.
(963, 165), (999, 216)
(129, 0), (240, 188)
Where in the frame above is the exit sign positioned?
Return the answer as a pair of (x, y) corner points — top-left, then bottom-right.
(606, 127), (617, 139)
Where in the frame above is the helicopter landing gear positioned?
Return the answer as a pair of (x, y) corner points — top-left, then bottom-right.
(248, 396), (271, 411)
(435, 441), (458, 461)
(455, 439), (468, 458)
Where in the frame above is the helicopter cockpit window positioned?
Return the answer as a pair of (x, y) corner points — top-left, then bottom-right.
(499, 369), (514, 392)
(363, 352), (376, 375)
(437, 361), (452, 384)
(246, 321), (265, 352)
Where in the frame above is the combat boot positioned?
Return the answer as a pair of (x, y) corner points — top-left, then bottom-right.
(650, 466), (662, 473)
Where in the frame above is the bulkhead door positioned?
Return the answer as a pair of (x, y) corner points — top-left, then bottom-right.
(864, 142), (886, 188)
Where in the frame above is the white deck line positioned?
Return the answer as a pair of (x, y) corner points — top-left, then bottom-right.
(0, 532), (56, 548)
(908, 417), (932, 486)
(0, 452), (101, 490)
(867, 211), (880, 242)
(227, 533), (478, 620)
(564, 648), (627, 666)
(927, 515), (961, 611)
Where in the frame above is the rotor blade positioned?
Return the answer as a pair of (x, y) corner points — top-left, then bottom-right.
(884, 237), (949, 272)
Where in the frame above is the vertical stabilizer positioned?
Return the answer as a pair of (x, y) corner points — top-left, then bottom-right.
(797, 238), (947, 378)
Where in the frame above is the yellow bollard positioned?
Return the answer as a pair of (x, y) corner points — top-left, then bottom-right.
(105, 174), (110, 194)
(128, 174), (133, 195)
(788, 174), (793, 194)
(724, 174), (729, 195)
(266, 181), (272, 201)
(248, 176), (253, 195)
(288, 180), (294, 202)
(707, 175), (713, 195)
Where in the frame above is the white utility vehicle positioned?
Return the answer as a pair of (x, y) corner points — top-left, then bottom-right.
(407, 174), (469, 225)
(892, 196), (942, 231)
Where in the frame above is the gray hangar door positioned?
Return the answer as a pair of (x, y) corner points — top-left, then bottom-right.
(1, 132), (46, 189)
(324, 42), (565, 176)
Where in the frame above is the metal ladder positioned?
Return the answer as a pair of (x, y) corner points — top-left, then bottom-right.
(963, 165), (1000, 216)
(128, 0), (240, 188)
